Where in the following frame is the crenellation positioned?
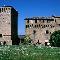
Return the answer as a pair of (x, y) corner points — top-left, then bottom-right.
(25, 16), (60, 45)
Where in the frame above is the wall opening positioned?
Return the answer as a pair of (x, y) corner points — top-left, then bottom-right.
(0, 34), (2, 37)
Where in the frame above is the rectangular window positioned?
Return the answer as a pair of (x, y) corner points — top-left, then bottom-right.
(35, 20), (37, 23)
(44, 25), (45, 28)
(28, 25), (29, 28)
(26, 25), (27, 28)
(48, 25), (49, 27)
(26, 25), (29, 28)
(43, 20), (44, 23)
(37, 25), (38, 27)
(27, 20), (29, 23)
(6, 8), (7, 10)
(2, 8), (3, 12)
(46, 30), (49, 34)
(46, 25), (47, 27)
(4, 8), (5, 12)
(39, 24), (40, 27)
(55, 19), (56, 22)
(0, 34), (2, 37)
(35, 25), (36, 28)
(0, 8), (1, 13)
(32, 24), (33, 26)
(59, 24), (60, 26)
(30, 25), (31, 27)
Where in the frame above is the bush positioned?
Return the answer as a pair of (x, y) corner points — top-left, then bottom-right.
(24, 35), (31, 44)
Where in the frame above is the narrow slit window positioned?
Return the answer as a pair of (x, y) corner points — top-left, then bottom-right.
(0, 8), (1, 13)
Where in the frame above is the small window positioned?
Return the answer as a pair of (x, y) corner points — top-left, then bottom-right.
(6, 8), (7, 10)
(50, 32), (51, 34)
(46, 30), (49, 34)
(42, 26), (43, 28)
(44, 25), (45, 28)
(4, 8), (5, 12)
(26, 25), (27, 28)
(0, 8), (1, 13)
(28, 25), (29, 28)
(26, 25), (29, 28)
(53, 26), (54, 27)
(39, 24), (40, 27)
(3, 18), (4, 19)
(30, 25), (31, 28)
(27, 20), (29, 23)
(41, 25), (42, 26)
(59, 24), (60, 26)
(37, 25), (38, 27)
(55, 19), (56, 22)
(35, 25), (36, 28)
(0, 34), (2, 37)
(48, 25), (49, 27)
(35, 20), (37, 23)
(46, 25), (47, 27)
(32, 24), (33, 26)
(33, 30), (36, 34)
(45, 42), (47, 46)
(2, 8), (3, 12)
(51, 26), (52, 28)
(43, 20), (44, 23)
(47, 20), (48, 23)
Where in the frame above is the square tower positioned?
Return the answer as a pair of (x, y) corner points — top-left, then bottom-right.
(0, 6), (18, 45)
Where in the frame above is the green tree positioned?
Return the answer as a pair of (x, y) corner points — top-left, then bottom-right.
(24, 35), (31, 44)
(49, 30), (60, 47)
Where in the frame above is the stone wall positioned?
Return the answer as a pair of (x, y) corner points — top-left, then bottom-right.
(25, 16), (60, 45)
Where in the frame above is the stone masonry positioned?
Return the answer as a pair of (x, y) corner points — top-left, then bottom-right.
(0, 6), (18, 45)
(25, 16), (60, 45)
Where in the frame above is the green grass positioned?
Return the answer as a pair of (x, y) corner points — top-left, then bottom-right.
(0, 44), (60, 60)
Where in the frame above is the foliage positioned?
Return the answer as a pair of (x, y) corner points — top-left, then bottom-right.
(24, 35), (31, 44)
(49, 30), (60, 47)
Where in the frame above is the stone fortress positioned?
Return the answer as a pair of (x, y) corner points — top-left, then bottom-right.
(0, 6), (18, 45)
(0, 6), (60, 45)
(25, 16), (60, 45)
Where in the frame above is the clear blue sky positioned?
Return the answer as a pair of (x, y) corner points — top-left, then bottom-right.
(0, 0), (60, 35)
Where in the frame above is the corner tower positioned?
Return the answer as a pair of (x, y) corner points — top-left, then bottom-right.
(0, 6), (18, 45)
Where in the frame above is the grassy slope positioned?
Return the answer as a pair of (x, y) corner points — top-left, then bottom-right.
(0, 45), (60, 60)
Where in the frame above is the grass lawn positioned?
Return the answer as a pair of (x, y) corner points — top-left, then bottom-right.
(0, 44), (60, 60)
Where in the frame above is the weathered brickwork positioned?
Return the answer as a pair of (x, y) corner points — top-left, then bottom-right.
(0, 6), (18, 45)
(25, 16), (60, 45)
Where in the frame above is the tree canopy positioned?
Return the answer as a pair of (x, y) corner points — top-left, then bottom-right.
(49, 30), (60, 47)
